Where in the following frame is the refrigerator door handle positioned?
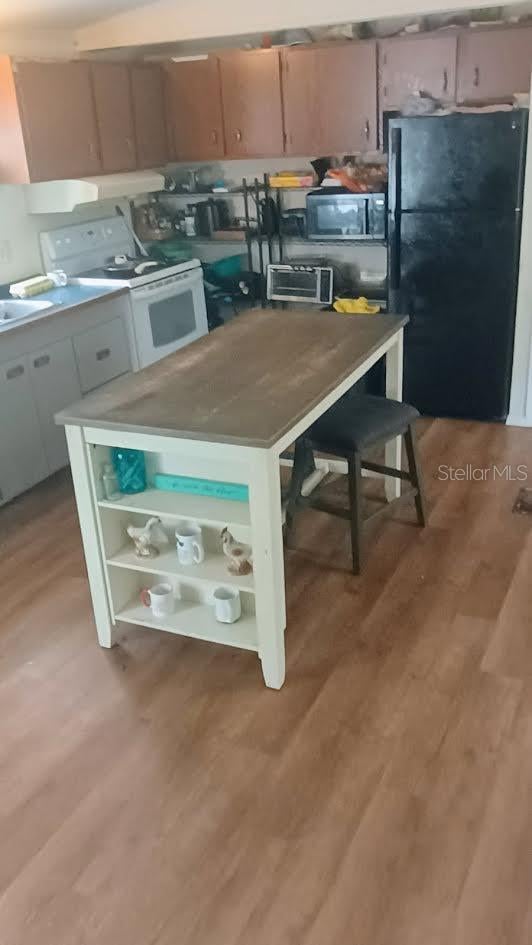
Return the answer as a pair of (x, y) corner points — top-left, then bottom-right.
(388, 126), (402, 299)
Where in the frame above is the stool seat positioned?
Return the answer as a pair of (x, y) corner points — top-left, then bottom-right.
(309, 394), (420, 453)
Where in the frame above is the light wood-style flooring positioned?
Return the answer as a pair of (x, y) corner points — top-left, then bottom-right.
(1, 418), (532, 945)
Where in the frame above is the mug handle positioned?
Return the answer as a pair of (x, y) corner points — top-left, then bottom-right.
(193, 541), (204, 564)
(140, 588), (151, 607)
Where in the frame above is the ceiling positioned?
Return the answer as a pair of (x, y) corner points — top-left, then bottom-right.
(0, 0), (159, 30)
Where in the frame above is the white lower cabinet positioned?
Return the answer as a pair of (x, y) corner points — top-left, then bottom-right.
(73, 318), (131, 394)
(0, 299), (133, 507)
(28, 338), (83, 474)
(0, 355), (48, 505)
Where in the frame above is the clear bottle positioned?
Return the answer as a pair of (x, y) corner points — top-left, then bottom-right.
(184, 205), (197, 237)
(102, 463), (120, 501)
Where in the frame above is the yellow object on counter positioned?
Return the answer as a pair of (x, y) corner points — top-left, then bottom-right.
(333, 297), (381, 315)
(10, 275), (54, 298)
(268, 171), (315, 188)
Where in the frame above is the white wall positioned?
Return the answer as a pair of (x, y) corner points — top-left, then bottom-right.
(0, 30), (76, 57)
(77, 0), (521, 50)
(0, 188), (132, 286)
(508, 75), (532, 426)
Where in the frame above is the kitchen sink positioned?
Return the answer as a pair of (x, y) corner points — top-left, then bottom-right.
(0, 299), (53, 324)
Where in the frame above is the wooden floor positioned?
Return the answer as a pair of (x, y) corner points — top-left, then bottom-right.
(2, 418), (532, 945)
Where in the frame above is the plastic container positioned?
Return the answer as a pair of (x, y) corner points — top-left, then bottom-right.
(203, 255), (245, 283)
(111, 448), (146, 495)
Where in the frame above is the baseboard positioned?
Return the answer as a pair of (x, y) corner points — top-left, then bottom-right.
(506, 415), (532, 428)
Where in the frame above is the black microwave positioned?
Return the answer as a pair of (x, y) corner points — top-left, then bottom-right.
(306, 188), (386, 241)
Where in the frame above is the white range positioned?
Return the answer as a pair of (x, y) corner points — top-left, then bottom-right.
(40, 216), (208, 370)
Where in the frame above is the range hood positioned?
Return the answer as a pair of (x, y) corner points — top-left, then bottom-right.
(24, 169), (165, 214)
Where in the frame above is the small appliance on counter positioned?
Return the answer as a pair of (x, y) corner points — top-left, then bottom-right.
(266, 263), (333, 304)
(280, 208), (307, 238)
(194, 199), (232, 237)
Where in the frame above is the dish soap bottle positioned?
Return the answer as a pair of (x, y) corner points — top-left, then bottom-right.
(111, 448), (147, 494)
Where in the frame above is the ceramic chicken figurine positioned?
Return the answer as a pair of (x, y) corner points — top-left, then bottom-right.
(221, 527), (253, 576)
(127, 517), (169, 558)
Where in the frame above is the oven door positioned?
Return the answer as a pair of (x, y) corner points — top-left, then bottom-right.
(130, 268), (208, 368)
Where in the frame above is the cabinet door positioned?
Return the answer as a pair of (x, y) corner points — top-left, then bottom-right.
(380, 35), (457, 110)
(315, 43), (377, 153)
(130, 64), (168, 168)
(219, 50), (284, 157)
(15, 61), (101, 181)
(0, 356), (48, 506)
(73, 318), (131, 394)
(457, 27), (532, 103)
(282, 48), (320, 156)
(165, 59), (224, 161)
(91, 63), (137, 172)
(28, 339), (82, 474)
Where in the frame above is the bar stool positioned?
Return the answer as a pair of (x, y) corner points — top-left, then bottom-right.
(285, 393), (427, 574)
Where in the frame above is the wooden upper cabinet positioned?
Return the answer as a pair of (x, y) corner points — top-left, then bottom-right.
(457, 26), (532, 103)
(379, 35), (457, 110)
(9, 59), (101, 183)
(130, 64), (168, 168)
(282, 48), (319, 155)
(283, 43), (377, 155)
(165, 58), (224, 161)
(317, 43), (378, 153)
(219, 50), (284, 158)
(91, 63), (136, 173)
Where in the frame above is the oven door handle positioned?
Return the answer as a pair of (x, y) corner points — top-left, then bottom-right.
(132, 270), (203, 302)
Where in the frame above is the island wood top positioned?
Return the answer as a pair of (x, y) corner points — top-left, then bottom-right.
(56, 309), (408, 448)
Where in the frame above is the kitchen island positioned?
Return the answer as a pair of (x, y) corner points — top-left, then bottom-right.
(57, 309), (407, 688)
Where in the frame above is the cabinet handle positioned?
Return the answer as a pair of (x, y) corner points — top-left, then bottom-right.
(365, 119), (370, 141)
(233, 129), (242, 142)
(33, 354), (50, 369)
(96, 348), (111, 361)
(6, 364), (24, 380)
(210, 129), (218, 144)
(442, 68), (448, 94)
(125, 136), (134, 151)
(383, 84), (388, 99)
(88, 140), (97, 160)
(473, 66), (480, 88)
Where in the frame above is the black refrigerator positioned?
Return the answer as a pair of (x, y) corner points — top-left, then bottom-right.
(387, 110), (528, 421)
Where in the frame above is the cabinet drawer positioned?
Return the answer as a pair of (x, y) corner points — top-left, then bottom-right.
(73, 318), (131, 394)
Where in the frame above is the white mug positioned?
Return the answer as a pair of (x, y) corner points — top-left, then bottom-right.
(213, 586), (241, 624)
(140, 582), (174, 618)
(175, 521), (205, 566)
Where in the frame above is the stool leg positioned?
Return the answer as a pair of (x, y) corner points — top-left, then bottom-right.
(404, 423), (427, 527)
(284, 437), (313, 543)
(347, 452), (363, 575)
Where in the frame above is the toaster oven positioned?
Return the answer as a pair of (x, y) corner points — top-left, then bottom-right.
(266, 264), (333, 304)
